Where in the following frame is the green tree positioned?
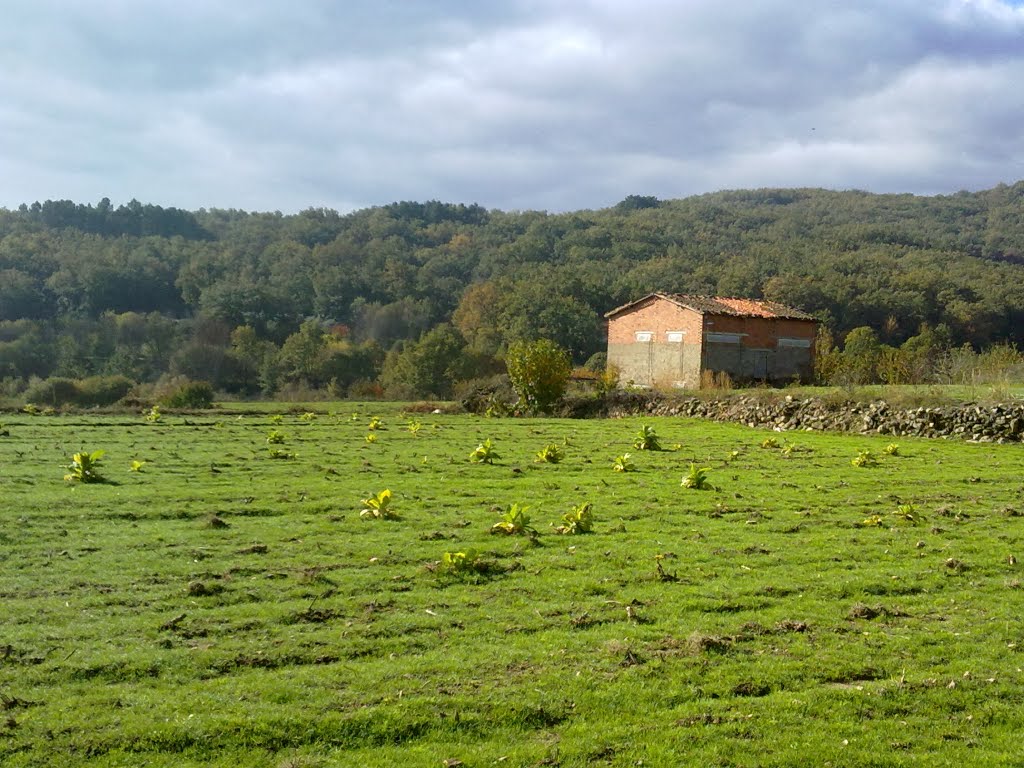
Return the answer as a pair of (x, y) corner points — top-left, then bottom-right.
(840, 326), (882, 385)
(505, 339), (572, 413)
(276, 320), (328, 386)
(379, 324), (467, 399)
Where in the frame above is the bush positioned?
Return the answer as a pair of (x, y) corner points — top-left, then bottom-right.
(23, 375), (134, 407)
(23, 377), (79, 406)
(77, 375), (134, 406)
(506, 339), (572, 414)
(458, 374), (516, 415)
(160, 380), (215, 409)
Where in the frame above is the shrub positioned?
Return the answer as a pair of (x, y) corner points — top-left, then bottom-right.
(457, 374), (516, 415)
(77, 375), (134, 406)
(23, 377), (79, 407)
(506, 339), (572, 413)
(23, 375), (134, 408)
(161, 380), (214, 409)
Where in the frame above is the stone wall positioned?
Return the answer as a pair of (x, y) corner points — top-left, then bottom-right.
(595, 392), (1024, 443)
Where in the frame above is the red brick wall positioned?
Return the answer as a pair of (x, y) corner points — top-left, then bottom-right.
(702, 315), (817, 349)
(607, 298), (703, 344)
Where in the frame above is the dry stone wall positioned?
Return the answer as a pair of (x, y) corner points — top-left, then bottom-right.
(599, 393), (1024, 443)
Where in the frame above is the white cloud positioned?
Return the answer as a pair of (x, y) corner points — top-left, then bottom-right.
(1, 0), (1023, 212)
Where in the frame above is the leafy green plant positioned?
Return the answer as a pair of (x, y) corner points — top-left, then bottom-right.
(613, 453), (635, 472)
(555, 502), (594, 534)
(851, 450), (878, 467)
(469, 438), (499, 464)
(270, 414), (284, 425)
(129, 460), (146, 473)
(266, 430), (286, 444)
(440, 549), (484, 576)
(681, 463), (712, 490)
(300, 412), (316, 422)
(893, 503), (921, 523)
(365, 433), (378, 443)
(884, 443), (901, 456)
(535, 444), (564, 463)
(491, 503), (536, 536)
(267, 448), (296, 460)
(761, 437), (780, 449)
(633, 424), (662, 451)
(64, 450), (106, 483)
(407, 420), (422, 435)
(368, 416), (384, 431)
(22, 404), (39, 415)
(360, 489), (398, 520)
(859, 514), (884, 527)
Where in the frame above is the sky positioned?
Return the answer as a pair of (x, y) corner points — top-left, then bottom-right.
(2, 0), (1023, 214)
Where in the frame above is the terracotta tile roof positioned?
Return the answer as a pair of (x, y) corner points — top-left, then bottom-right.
(605, 293), (816, 321)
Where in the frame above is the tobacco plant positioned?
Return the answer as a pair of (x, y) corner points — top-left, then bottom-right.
(491, 503), (536, 536)
(145, 405), (162, 423)
(883, 443), (901, 456)
(360, 489), (398, 520)
(535, 444), (564, 463)
(633, 424), (662, 451)
(555, 502), (594, 534)
(851, 450), (878, 467)
(681, 463), (712, 490)
(266, 430), (286, 445)
(440, 549), (483, 575)
(469, 438), (499, 464)
(612, 453), (635, 472)
(65, 450), (106, 484)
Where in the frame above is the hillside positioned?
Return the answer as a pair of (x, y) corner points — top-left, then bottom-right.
(2, 183), (1023, 396)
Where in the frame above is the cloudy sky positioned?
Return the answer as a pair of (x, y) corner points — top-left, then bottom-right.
(2, 0), (1023, 213)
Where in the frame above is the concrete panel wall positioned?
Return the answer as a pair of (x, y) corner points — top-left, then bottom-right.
(608, 342), (702, 388)
(704, 342), (812, 382)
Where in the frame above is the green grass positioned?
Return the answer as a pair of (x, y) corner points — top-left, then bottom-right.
(2, 403), (1024, 766)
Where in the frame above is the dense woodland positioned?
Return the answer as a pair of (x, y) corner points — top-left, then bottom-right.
(2, 183), (1024, 401)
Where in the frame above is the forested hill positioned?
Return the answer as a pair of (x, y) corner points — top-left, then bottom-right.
(2, 184), (1024, 396)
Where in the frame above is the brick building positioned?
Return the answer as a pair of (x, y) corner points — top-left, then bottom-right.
(605, 293), (818, 388)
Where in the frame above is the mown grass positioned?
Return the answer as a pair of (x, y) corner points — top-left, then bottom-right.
(2, 403), (1024, 767)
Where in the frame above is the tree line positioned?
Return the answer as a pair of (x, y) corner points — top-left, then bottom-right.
(2, 183), (1024, 401)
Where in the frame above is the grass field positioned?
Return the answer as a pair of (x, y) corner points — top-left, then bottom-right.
(2, 403), (1024, 767)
